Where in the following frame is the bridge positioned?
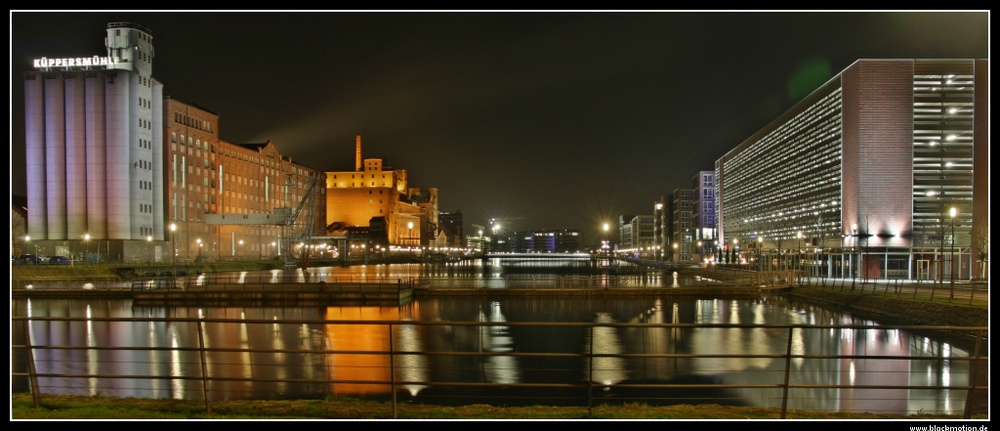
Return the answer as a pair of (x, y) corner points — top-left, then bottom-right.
(481, 252), (593, 260)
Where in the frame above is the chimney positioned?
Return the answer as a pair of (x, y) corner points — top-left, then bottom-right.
(355, 135), (362, 172)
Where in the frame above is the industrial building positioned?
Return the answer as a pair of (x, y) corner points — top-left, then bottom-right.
(325, 136), (439, 250)
(20, 22), (324, 263)
(23, 22), (165, 261)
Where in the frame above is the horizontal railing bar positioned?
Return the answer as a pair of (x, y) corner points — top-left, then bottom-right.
(12, 344), (985, 363)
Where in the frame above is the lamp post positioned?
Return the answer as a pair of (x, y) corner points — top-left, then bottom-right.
(733, 238), (739, 266)
(146, 235), (153, 264)
(851, 224), (858, 291)
(83, 234), (91, 263)
(169, 223), (176, 266)
(239, 239), (245, 259)
(757, 236), (763, 272)
(602, 223), (610, 261)
(672, 242), (678, 262)
(949, 206), (957, 299)
(25, 235), (37, 260)
(407, 221), (414, 247)
(796, 231), (803, 272)
(196, 238), (203, 260)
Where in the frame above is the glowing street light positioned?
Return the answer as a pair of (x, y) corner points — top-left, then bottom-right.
(796, 231), (803, 272)
(757, 236), (763, 271)
(83, 233), (91, 262)
(169, 223), (176, 266)
(733, 238), (739, 266)
(949, 206), (957, 298)
(146, 235), (153, 264)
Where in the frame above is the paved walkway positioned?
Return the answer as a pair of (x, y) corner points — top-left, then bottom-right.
(795, 276), (988, 304)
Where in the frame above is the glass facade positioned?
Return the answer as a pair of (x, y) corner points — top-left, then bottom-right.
(911, 60), (975, 249)
(717, 85), (843, 249)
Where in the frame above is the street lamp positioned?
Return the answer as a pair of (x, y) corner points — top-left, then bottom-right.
(83, 233), (91, 262)
(25, 235), (37, 259)
(407, 221), (414, 246)
(949, 206), (957, 298)
(169, 223), (176, 266)
(196, 238), (203, 260)
(757, 236), (763, 272)
(672, 242), (678, 262)
(239, 239), (245, 258)
(851, 223), (859, 291)
(146, 235), (153, 264)
(733, 238), (739, 266)
(796, 231), (803, 272)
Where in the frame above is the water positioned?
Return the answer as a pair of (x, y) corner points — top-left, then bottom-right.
(10, 263), (979, 415)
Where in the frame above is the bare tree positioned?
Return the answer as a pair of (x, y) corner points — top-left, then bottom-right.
(972, 215), (989, 280)
(859, 212), (874, 286)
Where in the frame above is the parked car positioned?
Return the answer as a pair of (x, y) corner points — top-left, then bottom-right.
(16, 254), (41, 264)
(48, 256), (71, 265)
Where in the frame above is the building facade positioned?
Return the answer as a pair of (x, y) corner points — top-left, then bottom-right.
(692, 171), (717, 263)
(326, 136), (438, 248)
(716, 59), (988, 280)
(438, 210), (464, 248)
(21, 22), (325, 263)
(24, 22), (164, 261)
(671, 188), (695, 262)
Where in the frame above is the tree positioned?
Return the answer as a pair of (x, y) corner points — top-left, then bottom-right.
(971, 215), (989, 280)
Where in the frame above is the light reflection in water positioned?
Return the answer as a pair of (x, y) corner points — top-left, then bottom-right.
(86, 304), (98, 396)
(10, 295), (975, 416)
(586, 312), (627, 386)
(169, 326), (184, 399)
(395, 321), (428, 396)
(478, 302), (520, 384)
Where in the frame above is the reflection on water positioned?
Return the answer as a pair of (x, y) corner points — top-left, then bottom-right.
(478, 302), (520, 384)
(11, 290), (976, 415)
(586, 312), (627, 387)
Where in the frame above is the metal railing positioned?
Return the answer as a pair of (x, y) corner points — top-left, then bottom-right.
(11, 317), (988, 419)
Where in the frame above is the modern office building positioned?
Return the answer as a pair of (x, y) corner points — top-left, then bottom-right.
(553, 229), (583, 253)
(716, 59), (988, 280)
(500, 229), (582, 253)
(671, 188), (695, 262)
(23, 22), (164, 261)
(692, 171), (718, 263)
(652, 197), (668, 258)
(617, 214), (656, 258)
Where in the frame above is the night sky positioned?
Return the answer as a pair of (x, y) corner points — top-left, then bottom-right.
(9, 11), (990, 243)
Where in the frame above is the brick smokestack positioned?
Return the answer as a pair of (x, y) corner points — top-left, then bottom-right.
(355, 135), (362, 172)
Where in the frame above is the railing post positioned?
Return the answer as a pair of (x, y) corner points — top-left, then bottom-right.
(587, 324), (594, 418)
(22, 318), (41, 408)
(197, 317), (212, 414)
(780, 325), (794, 419)
(389, 322), (397, 419)
(963, 329), (986, 419)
